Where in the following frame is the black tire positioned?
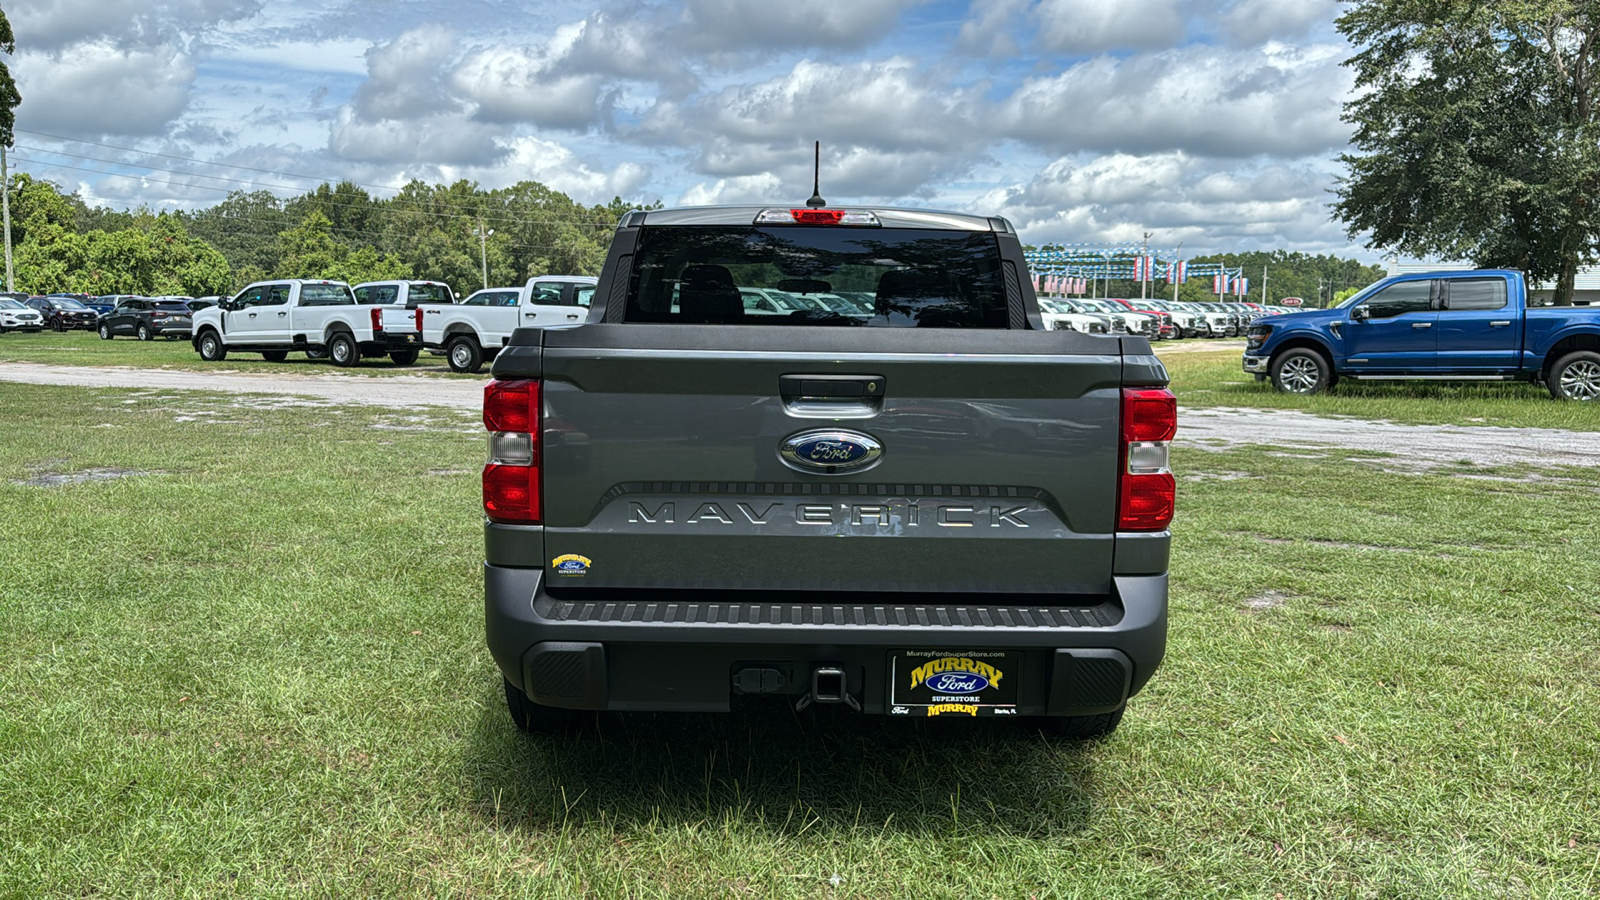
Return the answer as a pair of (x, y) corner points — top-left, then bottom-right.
(503, 678), (581, 733)
(1031, 706), (1125, 740)
(1547, 350), (1600, 401)
(305, 348), (328, 360)
(196, 330), (227, 362)
(446, 336), (483, 374)
(389, 350), (419, 366)
(50, 318), (64, 332)
(137, 323), (153, 341)
(98, 323), (112, 340)
(327, 331), (359, 367)
(1270, 347), (1332, 395)
(261, 350), (289, 362)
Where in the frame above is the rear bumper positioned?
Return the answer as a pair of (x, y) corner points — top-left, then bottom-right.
(485, 564), (1168, 716)
(361, 332), (421, 354)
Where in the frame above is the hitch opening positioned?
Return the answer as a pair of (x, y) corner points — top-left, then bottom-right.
(795, 666), (860, 712)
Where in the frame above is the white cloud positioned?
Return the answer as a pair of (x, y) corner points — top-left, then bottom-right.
(1034, 0), (1187, 53)
(14, 43), (196, 136)
(1215, 0), (1340, 45)
(979, 152), (1358, 255)
(464, 137), (652, 203)
(678, 0), (923, 51)
(9, 0), (261, 51)
(635, 58), (982, 197)
(994, 43), (1352, 158)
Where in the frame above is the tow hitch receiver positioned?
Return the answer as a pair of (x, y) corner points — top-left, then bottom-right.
(795, 666), (860, 712)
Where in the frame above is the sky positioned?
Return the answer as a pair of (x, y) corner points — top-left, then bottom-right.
(4, 0), (1363, 258)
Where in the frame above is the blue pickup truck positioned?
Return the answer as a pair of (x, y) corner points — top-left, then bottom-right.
(1243, 270), (1600, 400)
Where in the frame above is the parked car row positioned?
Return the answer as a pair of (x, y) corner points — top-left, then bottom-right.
(1034, 295), (1297, 339)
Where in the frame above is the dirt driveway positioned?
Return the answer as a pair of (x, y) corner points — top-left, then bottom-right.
(3, 361), (1594, 472)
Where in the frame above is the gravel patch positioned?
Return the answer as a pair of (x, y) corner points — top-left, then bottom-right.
(1181, 406), (1600, 472)
(0, 362), (483, 410)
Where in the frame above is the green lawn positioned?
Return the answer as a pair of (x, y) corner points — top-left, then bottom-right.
(0, 329), (470, 377)
(1160, 346), (1600, 432)
(1, 382), (1598, 897)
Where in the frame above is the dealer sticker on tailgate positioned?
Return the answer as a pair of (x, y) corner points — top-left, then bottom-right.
(888, 650), (1021, 716)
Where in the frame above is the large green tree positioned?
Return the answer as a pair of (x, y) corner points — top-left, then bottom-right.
(0, 5), (19, 148)
(1334, 1), (1600, 304)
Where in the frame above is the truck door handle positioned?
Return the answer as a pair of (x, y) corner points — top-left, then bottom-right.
(1411, 322), (1431, 329)
(277, 312), (287, 317)
(565, 314), (579, 320)
(248, 312), (257, 318)
(1489, 320), (1511, 327)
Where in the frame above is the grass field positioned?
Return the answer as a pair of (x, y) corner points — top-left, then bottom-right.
(0, 329), (468, 377)
(2, 378), (1599, 897)
(1160, 346), (1600, 432)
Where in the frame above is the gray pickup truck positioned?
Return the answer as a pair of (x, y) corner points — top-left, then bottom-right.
(481, 204), (1175, 738)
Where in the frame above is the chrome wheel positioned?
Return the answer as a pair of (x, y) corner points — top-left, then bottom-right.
(450, 343), (472, 368)
(332, 340), (352, 364)
(1278, 356), (1322, 393)
(1559, 360), (1600, 400)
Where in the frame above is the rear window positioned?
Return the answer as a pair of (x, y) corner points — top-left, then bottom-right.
(155, 301), (190, 312)
(300, 284), (355, 306)
(409, 284), (451, 304)
(625, 226), (1008, 327)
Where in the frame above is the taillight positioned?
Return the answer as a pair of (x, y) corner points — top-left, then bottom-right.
(370, 308), (384, 332)
(483, 379), (541, 524)
(414, 307), (423, 331)
(1118, 387), (1176, 531)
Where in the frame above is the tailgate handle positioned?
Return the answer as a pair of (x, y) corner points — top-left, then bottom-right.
(779, 374), (885, 419)
(780, 374), (884, 399)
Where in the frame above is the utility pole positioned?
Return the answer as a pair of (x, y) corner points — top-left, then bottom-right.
(475, 218), (493, 290)
(2, 144), (13, 292)
(1139, 232), (1152, 301)
(1261, 265), (1268, 305)
(1171, 243), (1183, 306)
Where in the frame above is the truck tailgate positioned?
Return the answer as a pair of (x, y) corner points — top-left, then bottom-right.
(534, 325), (1124, 596)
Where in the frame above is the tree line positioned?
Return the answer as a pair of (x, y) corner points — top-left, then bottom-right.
(2, 174), (635, 298)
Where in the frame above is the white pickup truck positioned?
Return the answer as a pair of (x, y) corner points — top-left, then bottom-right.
(191, 279), (423, 366)
(421, 275), (597, 373)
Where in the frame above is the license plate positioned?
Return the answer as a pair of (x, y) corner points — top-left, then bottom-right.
(887, 650), (1022, 716)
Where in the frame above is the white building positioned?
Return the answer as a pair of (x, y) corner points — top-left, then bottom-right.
(1387, 259), (1600, 305)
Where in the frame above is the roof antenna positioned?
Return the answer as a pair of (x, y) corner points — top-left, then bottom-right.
(805, 141), (826, 208)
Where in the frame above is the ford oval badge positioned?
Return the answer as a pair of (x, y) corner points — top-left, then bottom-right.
(928, 671), (991, 694)
(779, 429), (884, 474)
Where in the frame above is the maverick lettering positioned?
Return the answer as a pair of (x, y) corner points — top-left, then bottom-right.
(626, 500), (1031, 528)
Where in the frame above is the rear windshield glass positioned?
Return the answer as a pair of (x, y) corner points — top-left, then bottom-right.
(301, 284), (354, 306)
(409, 284), (451, 303)
(155, 301), (190, 312)
(626, 226), (1008, 327)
